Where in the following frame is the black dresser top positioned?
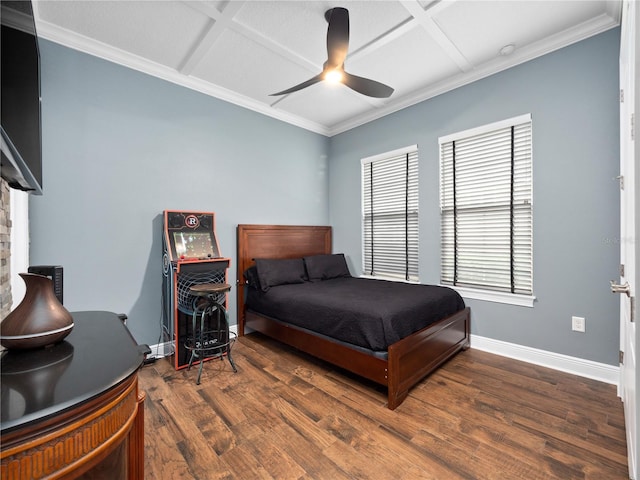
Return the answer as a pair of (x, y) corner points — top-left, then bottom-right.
(1, 311), (146, 433)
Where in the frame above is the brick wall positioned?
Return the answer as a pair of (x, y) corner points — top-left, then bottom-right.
(1, 177), (12, 319)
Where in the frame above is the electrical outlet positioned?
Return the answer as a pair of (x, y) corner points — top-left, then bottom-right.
(572, 316), (586, 332)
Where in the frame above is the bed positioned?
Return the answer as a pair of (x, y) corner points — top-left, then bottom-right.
(236, 224), (470, 410)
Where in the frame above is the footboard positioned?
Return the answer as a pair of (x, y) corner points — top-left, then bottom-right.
(387, 307), (470, 409)
(245, 310), (390, 385)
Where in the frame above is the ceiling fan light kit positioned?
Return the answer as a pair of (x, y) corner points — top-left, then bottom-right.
(324, 69), (343, 83)
(270, 7), (394, 98)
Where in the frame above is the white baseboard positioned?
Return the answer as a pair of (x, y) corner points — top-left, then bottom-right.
(147, 324), (239, 360)
(470, 334), (620, 386)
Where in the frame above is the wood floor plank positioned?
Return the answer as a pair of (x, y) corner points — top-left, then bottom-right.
(270, 426), (354, 479)
(321, 438), (399, 479)
(542, 437), (629, 480)
(513, 414), (628, 469)
(271, 397), (338, 451)
(144, 422), (195, 480)
(219, 441), (275, 480)
(243, 426), (307, 480)
(406, 387), (571, 479)
(140, 334), (629, 479)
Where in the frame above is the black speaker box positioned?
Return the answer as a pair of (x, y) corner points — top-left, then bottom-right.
(28, 265), (63, 304)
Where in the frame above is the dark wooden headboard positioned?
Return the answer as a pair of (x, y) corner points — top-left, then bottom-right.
(236, 225), (332, 335)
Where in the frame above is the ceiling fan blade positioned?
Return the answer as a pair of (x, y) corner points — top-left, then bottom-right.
(325, 7), (349, 69)
(269, 73), (324, 96)
(270, 7), (394, 99)
(342, 71), (394, 98)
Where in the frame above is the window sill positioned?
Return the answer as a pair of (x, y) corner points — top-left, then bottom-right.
(359, 274), (419, 284)
(442, 285), (536, 308)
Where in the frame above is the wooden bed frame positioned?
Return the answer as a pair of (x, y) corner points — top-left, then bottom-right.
(236, 224), (470, 410)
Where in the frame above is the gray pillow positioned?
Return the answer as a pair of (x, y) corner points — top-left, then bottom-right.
(304, 254), (351, 281)
(254, 258), (307, 292)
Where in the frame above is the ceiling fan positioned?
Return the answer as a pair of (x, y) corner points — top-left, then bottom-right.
(270, 7), (394, 98)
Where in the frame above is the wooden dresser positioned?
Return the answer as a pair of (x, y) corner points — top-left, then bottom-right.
(1, 311), (146, 479)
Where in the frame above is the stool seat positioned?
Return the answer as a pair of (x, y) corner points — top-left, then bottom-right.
(189, 283), (231, 296)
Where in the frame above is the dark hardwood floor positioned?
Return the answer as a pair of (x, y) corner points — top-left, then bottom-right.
(139, 333), (628, 479)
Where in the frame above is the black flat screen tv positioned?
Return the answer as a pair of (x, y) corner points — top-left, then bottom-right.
(1, 0), (43, 195)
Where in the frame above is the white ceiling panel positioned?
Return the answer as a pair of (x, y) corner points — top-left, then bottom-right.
(233, 1), (338, 66)
(433, 1), (611, 66)
(348, 25), (461, 95)
(30, 0), (622, 136)
(37, 0), (211, 69)
(190, 27), (312, 100)
(329, 1), (413, 52)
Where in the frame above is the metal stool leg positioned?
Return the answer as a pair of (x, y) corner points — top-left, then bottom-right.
(222, 306), (238, 373)
(196, 303), (212, 385)
(187, 304), (208, 385)
(195, 307), (208, 385)
(187, 310), (198, 371)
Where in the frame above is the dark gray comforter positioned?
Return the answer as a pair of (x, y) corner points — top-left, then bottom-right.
(245, 277), (465, 352)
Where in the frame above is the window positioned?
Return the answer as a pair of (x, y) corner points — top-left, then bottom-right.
(362, 145), (418, 282)
(439, 114), (533, 304)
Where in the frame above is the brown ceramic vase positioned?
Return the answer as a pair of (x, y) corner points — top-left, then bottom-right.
(0, 273), (74, 350)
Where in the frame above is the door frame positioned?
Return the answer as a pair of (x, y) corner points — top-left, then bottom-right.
(619, 1), (638, 478)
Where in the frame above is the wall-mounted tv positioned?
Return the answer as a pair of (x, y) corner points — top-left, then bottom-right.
(1, 0), (43, 195)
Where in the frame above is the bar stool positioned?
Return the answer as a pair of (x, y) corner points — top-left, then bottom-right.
(184, 283), (237, 384)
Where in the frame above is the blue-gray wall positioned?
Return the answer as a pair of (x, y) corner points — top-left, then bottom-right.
(29, 29), (621, 366)
(29, 40), (329, 345)
(329, 28), (621, 365)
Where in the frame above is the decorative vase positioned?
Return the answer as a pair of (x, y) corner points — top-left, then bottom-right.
(0, 273), (74, 350)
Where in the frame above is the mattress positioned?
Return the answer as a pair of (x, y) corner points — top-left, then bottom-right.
(245, 277), (465, 351)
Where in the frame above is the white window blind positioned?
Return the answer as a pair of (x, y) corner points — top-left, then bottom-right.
(362, 145), (419, 282)
(439, 115), (532, 295)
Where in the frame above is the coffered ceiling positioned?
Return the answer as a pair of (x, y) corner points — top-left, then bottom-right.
(32, 0), (621, 136)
